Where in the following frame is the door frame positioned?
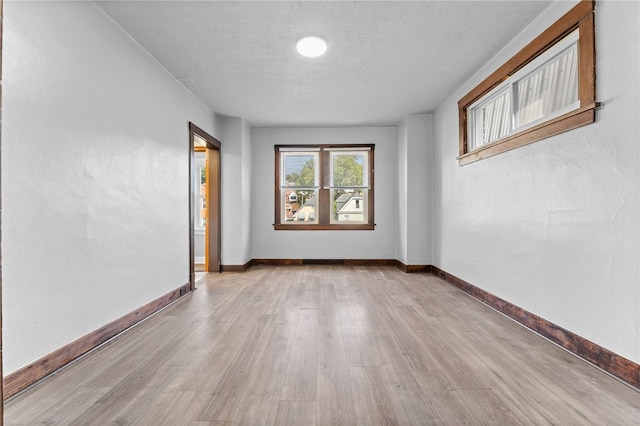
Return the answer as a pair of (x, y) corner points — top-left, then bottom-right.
(189, 122), (221, 290)
(1, 0), (5, 419)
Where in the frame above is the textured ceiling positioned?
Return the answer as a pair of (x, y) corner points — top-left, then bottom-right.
(95, 1), (552, 127)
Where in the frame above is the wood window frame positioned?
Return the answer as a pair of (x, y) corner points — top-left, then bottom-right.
(274, 144), (375, 231)
(457, 0), (596, 166)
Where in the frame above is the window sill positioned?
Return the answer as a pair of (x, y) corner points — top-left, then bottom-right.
(274, 224), (375, 231)
(458, 104), (596, 166)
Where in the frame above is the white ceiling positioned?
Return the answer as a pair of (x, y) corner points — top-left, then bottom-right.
(95, 1), (552, 127)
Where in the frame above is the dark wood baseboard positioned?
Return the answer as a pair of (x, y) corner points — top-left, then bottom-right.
(252, 258), (304, 266)
(431, 266), (640, 389)
(3, 282), (191, 400)
(220, 260), (254, 272)
(396, 261), (432, 273)
(303, 258), (345, 265)
(345, 259), (397, 267)
(248, 259), (426, 273)
(237, 258), (430, 272)
(252, 258), (399, 267)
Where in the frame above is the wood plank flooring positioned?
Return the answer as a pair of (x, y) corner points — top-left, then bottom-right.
(5, 265), (640, 425)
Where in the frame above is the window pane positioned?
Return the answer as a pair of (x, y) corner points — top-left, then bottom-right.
(516, 43), (578, 127)
(330, 151), (367, 188)
(282, 153), (318, 187)
(331, 189), (367, 223)
(282, 189), (317, 223)
(458, 3), (594, 165)
(472, 89), (512, 149)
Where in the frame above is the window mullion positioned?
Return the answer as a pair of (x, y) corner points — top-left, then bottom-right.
(510, 81), (517, 133)
(319, 148), (329, 225)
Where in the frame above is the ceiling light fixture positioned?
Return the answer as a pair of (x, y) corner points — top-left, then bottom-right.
(296, 36), (327, 58)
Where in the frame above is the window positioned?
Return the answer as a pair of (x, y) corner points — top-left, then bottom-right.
(458, 0), (596, 166)
(275, 144), (374, 230)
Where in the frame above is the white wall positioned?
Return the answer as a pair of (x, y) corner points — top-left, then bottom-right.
(242, 119), (253, 263)
(2, 1), (218, 374)
(433, 0), (640, 363)
(251, 127), (397, 260)
(397, 119), (409, 264)
(220, 116), (252, 266)
(397, 114), (433, 266)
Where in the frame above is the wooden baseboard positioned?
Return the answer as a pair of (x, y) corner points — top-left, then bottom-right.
(396, 261), (432, 273)
(249, 259), (428, 272)
(220, 260), (254, 272)
(252, 258), (400, 267)
(252, 258), (304, 266)
(345, 259), (397, 267)
(3, 282), (191, 400)
(430, 266), (640, 389)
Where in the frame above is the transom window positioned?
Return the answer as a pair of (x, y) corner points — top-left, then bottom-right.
(274, 144), (374, 230)
(468, 30), (579, 151)
(458, 0), (596, 165)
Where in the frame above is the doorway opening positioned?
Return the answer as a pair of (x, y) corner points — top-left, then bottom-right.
(189, 122), (221, 290)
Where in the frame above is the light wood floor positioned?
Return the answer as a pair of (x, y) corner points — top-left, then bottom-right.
(5, 265), (640, 425)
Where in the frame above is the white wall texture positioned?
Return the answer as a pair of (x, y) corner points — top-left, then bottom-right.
(396, 114), (433, 265)
(433, 0), (640, 363)
(397, 118), (409, 264)
(2, 1), (218, 374)
(241, 119), (253, 263)
(406, 114), (433, 266)
(251, 127), (397, 260)
(220, 116), (252, 266)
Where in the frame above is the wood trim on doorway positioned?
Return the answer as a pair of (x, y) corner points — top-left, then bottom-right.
(205, 147), (220, 272)
(189, 122), (221, 289)
(1, 0), (5, 420)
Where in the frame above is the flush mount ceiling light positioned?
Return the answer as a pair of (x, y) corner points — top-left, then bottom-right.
(296, 36), (327, 58)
